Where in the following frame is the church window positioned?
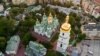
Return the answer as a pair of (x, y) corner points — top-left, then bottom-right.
(62, 33), (64, 35)
(60, 44), (62, 47)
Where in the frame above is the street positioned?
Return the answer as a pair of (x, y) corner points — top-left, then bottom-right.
(81, 40), (100, 56)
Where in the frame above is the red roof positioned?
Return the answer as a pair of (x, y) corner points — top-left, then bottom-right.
(94, 6), (100, 13)
(95, 8), (100, 13)
(94, 0), (100, 4)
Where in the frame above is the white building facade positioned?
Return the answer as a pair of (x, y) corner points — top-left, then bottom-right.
(56, 15), (71, 55)
(81, 23), (100, 39)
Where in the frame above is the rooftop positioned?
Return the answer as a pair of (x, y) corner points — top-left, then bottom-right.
(29, 41), (46, 50)
(25, 41), (47, 56)
(34, 13), (59, 39)
(93, 0), (100, 5)
(6, 35), (20, 54)
(83, 23), (100, 31)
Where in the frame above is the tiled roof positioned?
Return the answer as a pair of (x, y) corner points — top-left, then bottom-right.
(93, 0), (100, 5)
(95, 8), (100, 13)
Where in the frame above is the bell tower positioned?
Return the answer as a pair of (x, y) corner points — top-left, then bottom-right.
(56, 15), (71, 54)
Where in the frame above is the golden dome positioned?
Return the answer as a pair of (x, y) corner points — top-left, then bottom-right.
(60, 15), (71, 32)
(48, 13), (53, 24)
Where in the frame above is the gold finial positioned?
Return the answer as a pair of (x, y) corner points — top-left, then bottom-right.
(60, 15), (71, 32)
(48, 13), (53, 24)
(49, 13), (52, 17)
(65, 15), (69, 23)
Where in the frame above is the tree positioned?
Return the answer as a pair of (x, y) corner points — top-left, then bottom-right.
(0, 37), (6, 52)
(46, 50), (64, 56)
(18, 17), (36, 37)
(96, 16), (100, 22)
(22, 32), (31, 45)
(0, 18), (16, 37)
(77, 33), (86, 42)
(41, 42), (53, 49)
(51, 33), (59, 42)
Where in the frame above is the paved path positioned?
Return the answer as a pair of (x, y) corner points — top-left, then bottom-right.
(16, 42), (25, 56)
(81, 40), (100, 56)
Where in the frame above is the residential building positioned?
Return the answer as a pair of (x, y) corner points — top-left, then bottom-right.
(12, 0), (25, 5)
(0, 52), (4, 56)
(25, 41), (47, 56)
(81, 0), (100, 18)
(34, 13), (59, 41)
(25, 0), (36, 5)
(56, 15), (71, 55)
(6, 35), (20, 55)
(0, 4), (4, 12)
(72, 0), (81, 5)
(92, 6), (100, 18)
(81, 23), (100, 39)
(5, 0), (81, 6)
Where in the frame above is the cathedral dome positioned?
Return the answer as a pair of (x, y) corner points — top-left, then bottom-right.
(48, 13), (53, 24)
(60, 15), (71, 32)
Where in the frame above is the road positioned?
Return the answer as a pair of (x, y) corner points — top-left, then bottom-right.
(81, 40), (100, 56)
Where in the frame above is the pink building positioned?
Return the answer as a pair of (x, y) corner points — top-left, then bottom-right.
(82, 0), (100, 18)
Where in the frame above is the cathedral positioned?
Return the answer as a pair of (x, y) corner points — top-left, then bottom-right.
(34, 13), (59, 40)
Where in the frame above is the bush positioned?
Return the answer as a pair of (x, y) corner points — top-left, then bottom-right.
(76, 34), (86, 42)
(0, 37), (6, 52)
(41, 42), (53, 49)
(22, 32), (31, 45)
(46, 50), (64, 56)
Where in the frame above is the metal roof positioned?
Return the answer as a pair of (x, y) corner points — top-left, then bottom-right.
(25, 41), (47, 56)
(6, 35), (20, 54)
(34, 13), (59, 38)
(84, 23), (100, 31)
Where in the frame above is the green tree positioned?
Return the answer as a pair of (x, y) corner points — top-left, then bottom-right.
(0, 18), (16, 37)
(65, 1), (73, 8)
(51, 33), (59, 42)
(41, 42), (53, 49)
(46, 50), (64, 56)
(22, 32), (31, 45)
(0, 37), (6, 52)
(18, 17), (36, 37)
(77, 34), (86, 42)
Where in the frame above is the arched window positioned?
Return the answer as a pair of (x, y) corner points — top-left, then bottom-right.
(62, 33), (64, 35)
(60, 44), (62, 47)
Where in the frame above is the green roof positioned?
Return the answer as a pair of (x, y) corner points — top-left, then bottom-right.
(25, 41), (47, 56)
(34, 13), (59, 39)
(6, 35), (20, 54)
